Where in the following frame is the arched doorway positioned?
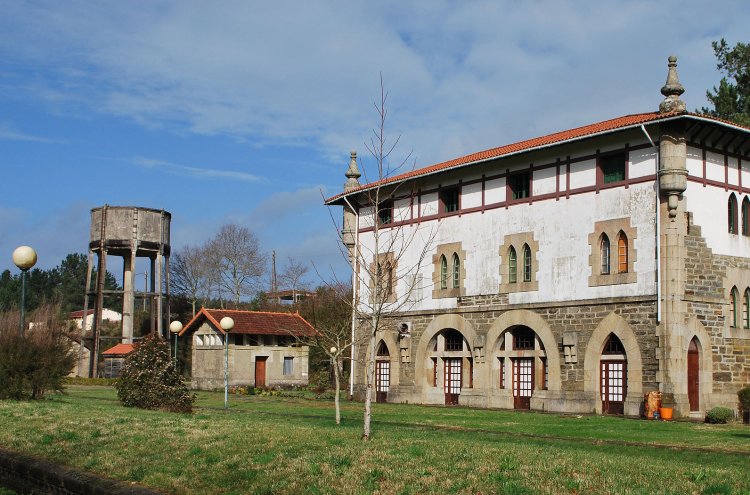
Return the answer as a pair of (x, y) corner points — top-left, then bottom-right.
(494, 325), (547, 410)
(375, 340), (390, 403)
(427, 329), (472, 405)
(688, 337), (700, 412)
(600, 334), (627, 414)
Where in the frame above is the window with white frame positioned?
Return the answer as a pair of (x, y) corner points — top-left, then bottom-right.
(283, 357), (294, 376)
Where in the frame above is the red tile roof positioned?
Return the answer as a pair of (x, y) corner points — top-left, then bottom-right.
(325, 111), (750, 204)
(102, 343), (135, 356)
(68, 309), (95, 318)
(178, 308), (316, 338)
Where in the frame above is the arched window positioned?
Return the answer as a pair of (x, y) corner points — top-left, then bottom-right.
(617, 232), (628, 273)
(452, 253), (460, 289)
(440, 255), (448, 290)
(523, 244), (532, 282)
(384, 262), (393, 298)
(508, 247), (517, 283)
(730, 287), (739, 327)
(600, 234), (611, 275)
(729, 194), (738, 234)
(743, 197), (750, 236)
(376, 340), (390, 357)
(744, 289), (750, 329)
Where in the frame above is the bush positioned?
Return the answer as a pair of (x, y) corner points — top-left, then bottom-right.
(738, 386), (750, 412)
(705, 406), (734, 424)
(115, 336), (195, 413)
(0, 305), (76, 400)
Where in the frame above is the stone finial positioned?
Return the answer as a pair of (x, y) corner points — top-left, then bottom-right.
(659, 55), (686, 114)
(344, 150), (361, 192)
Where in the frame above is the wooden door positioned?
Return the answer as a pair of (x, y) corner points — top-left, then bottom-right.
(376, 360), (390, 403)
(444, 358), (461, 405)
(601, 360), (626, 414)
(255, 357), (267, 388)
(513, 358), (533, 410)
(688, 339), (700, 411)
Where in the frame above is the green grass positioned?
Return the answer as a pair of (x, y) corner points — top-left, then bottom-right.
(0, 386), (749, 494)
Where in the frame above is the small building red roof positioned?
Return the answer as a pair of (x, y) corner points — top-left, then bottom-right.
(178, 308), (316, 338)
(102, 343), (135, 356)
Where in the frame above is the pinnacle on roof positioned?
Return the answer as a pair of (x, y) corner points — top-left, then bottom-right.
(344, 150), (361, 192)
(659, 55), (686, 114)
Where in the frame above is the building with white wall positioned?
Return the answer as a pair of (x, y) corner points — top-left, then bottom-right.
(327, 57), (750, 417)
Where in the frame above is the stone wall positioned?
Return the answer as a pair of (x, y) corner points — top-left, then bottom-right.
(684, 220), (750, 401)
(0, 447), (159, 495)
(353, 296), (658, 414)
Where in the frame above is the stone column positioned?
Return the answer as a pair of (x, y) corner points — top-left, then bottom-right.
(121, 249), (136, 344)
(654, 56), (691, 415)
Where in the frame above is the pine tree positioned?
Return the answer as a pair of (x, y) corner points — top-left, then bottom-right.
(702, 39), (750, 126)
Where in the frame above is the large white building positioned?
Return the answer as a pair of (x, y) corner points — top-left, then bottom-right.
(327, 57), (750, 417)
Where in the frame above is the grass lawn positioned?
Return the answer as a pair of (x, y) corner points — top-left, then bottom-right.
(0, 386), (748, 495)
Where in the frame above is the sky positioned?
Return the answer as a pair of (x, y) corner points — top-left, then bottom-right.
(1, 1), (748, 288)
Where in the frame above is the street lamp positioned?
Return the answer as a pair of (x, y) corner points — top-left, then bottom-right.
(12, 246), (37, 336)
(169, 321), (183, 362)
(220, 316), (234, 409)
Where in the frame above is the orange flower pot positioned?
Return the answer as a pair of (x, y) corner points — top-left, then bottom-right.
(659, 407), (673, 421)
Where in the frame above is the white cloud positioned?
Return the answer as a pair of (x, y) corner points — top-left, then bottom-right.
(131, 156), (264, 183)
(0, 123), (66, 144)
(3, 0), (747, 171)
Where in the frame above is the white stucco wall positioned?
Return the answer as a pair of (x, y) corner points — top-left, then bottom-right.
(685, 182), (750, 257)
(355, 145), (658, 312)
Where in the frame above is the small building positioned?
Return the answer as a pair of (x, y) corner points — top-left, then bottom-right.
(102, 343), (135, 378)
(178, 308), (315, 390)
(68, 309), (122, 330)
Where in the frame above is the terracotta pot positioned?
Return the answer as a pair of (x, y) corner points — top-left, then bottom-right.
(659, 407), (673, 421)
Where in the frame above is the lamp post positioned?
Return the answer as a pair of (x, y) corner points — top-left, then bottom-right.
(220, 316), (235, 409)
(12, 246), (37, 336)
(169, 321), (183, 363)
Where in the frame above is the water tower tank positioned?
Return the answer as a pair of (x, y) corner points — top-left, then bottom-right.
(80, 205), (172, 377)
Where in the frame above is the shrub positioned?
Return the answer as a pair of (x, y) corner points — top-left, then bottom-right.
(738, 386), (750, 412)
(115, 336), (195, 413)
(0, 305), (76, 400)
(705, 406), (734, 424)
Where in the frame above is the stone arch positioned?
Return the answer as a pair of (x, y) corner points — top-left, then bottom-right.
(362, 331), (401, 388)
(583, 312), (643, 414)
(684, 318), (713, 407)
(485, 310), (562, 391)
(413, 314), (478, 388)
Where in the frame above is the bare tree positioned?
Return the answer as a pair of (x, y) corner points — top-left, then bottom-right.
(211, 224), (266, 307)
(296, 283), (362, 424)
(328, 77), (437, 439)
(279, 257), (310, 301)
(170, 244), (208, 317)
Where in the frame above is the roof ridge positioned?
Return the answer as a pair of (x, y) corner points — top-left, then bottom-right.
(205, 308), (304, 318)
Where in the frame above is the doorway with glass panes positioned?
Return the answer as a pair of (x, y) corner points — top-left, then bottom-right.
(426, 328), (472, 405)
(494, 326), (548, 410)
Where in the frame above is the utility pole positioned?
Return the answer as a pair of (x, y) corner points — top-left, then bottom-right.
(143, 270), (148, 311)
(271, 251), (278, 304)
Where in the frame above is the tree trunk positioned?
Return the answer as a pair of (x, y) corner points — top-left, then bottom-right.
(362, 317), (377, 440)
(333, 354), (341, 425)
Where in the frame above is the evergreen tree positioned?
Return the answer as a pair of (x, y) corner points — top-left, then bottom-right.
(702, 39), (750, 126)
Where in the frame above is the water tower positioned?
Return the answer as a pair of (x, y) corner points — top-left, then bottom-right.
(81, 205), (171, 377)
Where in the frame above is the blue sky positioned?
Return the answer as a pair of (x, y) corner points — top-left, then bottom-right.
(1, 1), (748, 286)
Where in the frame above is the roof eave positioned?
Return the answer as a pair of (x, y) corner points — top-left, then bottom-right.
(326, 112), (746, 206)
